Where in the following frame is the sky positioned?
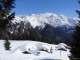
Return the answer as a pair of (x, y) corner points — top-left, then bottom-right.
(12, 0), (80, 17)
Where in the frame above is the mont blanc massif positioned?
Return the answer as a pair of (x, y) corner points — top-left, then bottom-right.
(5, 13), (78, 43)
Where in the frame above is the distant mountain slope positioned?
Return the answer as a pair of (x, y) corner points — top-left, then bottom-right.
(11, 13), (78, 40)
(35, 24), (68, 41)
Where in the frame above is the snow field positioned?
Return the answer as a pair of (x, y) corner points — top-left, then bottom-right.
(0, 40), (70, 60)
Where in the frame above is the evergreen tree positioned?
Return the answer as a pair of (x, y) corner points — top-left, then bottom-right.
(70, 1), (80, 59)
(70, 21), (80, 59)
(0, 0), (15, 50)
(4, 36), (11, 50)
(53, 36), (62, 44)
(0, 0), (15, 31)
(22, 31), (29, 40)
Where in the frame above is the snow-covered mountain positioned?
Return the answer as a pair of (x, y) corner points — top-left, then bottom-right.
(12, 13), (78, 29)
(5, 13), (78, 41)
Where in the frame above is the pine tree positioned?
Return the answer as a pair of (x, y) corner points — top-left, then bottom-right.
(0, 0), (15, 50)
(4, 36), (11, 50)
(0, 0), (15, 31)
(70, 21), (80, 59)
(70, 1), (80, 59)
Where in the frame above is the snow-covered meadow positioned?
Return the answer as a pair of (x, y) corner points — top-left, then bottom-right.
(0, 40), (70, 60)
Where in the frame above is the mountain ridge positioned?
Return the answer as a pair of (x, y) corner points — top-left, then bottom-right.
(12, 13), (78, 29)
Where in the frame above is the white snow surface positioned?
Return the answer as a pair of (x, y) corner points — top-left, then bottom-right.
(56, 43), (68, 50)
(0, 40), (70, 60)
(12, 13), (78, 28)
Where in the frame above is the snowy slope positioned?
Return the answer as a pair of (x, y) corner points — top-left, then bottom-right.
(12, 13), (78, 28)
(0, 40), (70, 60)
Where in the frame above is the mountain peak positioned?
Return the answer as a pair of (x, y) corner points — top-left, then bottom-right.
(13, 13), (78, 28)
